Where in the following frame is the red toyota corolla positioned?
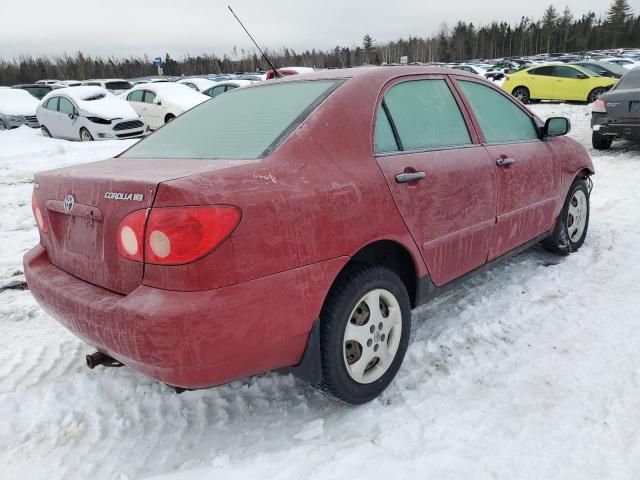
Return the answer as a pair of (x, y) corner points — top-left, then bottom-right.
(24, 67), (594, 404)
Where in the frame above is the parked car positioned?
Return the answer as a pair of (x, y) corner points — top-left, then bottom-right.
(11, 83), (61, 100)
(572, 61), (629, 79)
(122, 82), (209, 129)
(591, 67), (640, 150)
(237, 73), (266, 81)
(36, 79), (60, 85)
(601, 57), (639, 70)
(451, 64), (487, 76)
(0, 88), (40, 129)
(201, 79), (254, 97)
(81, 79), (133, 95)
(37, 86), (146, 141)
(25, 67), (593, 404)
(265, 66), (314, 80)
(503, 64), (617, 103)
(177, 77), (217, 92)
(57, 80), (82, 87)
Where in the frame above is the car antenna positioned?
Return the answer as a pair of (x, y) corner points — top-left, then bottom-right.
(227, 6), (282, 78)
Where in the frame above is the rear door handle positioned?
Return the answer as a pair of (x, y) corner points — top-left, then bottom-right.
(395, 172), (426, 183)
(496, 158), (515, 167)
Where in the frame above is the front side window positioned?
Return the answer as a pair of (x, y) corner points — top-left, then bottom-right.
(380, 79), (471, 152)
(143, 91), (156, 103)
(127, 90), (144, 102)
(458, 80), (539, 143)
(553, 66), (584, 79)
(209, 86), (226, 97)
(58, 97), (76, 115)
(122, 80), (340, 160)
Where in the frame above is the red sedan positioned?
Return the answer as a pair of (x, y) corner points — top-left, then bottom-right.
(24, 67), (593, 404)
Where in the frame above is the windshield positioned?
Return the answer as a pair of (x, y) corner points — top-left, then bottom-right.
(122, 80), (340, 160)
(615, 69), (640, 90)
(597, 62), (629, 76)
(106, 81), (132, 90)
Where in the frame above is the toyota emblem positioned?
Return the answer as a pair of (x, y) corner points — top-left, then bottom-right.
(63, 194), (75, 212)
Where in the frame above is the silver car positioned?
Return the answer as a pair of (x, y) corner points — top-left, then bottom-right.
(0, 89), (40, 130)
(37, 86), (147, 141)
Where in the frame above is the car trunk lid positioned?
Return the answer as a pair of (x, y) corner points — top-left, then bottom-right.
(603, 89), (640, 122)
(34, 157), (249, 294)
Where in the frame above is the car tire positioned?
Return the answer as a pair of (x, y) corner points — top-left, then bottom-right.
(41, 126), (51, 138)
(587, 87), (607, 103)
(0, 119), (7, 130)
(542, 178), (590, 255)
(592, 131), (612, 150)
(164, 114), (175, 124)
(512, 86), (531, 104)
(80, 128), (94, 142)
(317, 264), (411, 405)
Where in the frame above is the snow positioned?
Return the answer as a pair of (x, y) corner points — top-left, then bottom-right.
(1, 103), (640, 480)
(41, 86), (139, 120)
(177, 77), (217, 92)
(125, 83), (209, 111)
(0, 89), (40, 116)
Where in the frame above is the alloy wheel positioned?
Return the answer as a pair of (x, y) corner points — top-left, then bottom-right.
(343, 288), (402, 384)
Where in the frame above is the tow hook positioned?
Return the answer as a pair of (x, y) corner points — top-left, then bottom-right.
(85, 351), (124, 369)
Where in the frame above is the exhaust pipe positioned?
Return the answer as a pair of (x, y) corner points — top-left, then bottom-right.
(85, 351), (124, 369)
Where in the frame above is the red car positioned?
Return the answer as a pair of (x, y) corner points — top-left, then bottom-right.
(24, 67), (593, 404)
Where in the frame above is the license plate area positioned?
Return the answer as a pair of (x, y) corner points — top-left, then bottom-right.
(630, 101), (640, 114)
(49, 211), (104, 259)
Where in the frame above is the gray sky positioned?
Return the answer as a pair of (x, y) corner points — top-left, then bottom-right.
(2, 0), (637, 59)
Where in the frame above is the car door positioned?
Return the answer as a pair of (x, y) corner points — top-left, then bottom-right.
(142, 90), (163, 128)
(374, 76), (497, 286)
(126, 89), (147, 123)
(552, 65), (587, 101)
(44, 96), (68, 137)
(526, 66), (554, 99)
(455, 78), (559, 260)
(57, 97), (80, 139)
(39, 97), (57, 133)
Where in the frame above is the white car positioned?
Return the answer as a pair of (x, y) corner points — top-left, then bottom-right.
(451, 64), (487, 76)
(82, 79), (133, 95)
(201, 80), (254, 98)
(36, 79), (60, 85)
(37, 86), (146, 141)
(177, 77), (217, 92)
(122, 82), (209, 129)
(0, 89), (40, 130)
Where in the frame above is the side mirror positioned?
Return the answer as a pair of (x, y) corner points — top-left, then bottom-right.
(154, 99), (162, 106)
(544, 117), (570, 137)
(577, 73), (588, 79)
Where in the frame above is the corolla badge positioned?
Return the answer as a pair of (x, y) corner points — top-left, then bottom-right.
(63, 194), (75, 212)
(104, 192), (144, 201)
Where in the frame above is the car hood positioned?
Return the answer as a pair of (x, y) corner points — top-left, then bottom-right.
(0, 94), (39, 116)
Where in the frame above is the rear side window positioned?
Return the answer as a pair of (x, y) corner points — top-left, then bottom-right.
(458, 80), (539, 143)
(529, 66), (553, 76)
(122, 80), (340, 160)
(381, 79), (471, 151)
(127, 90), (144, 102)
(374, 107), (399, 153)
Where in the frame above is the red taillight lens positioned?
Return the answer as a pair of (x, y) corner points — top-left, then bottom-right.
(145, 206), (241, 265)
(592, 99), (607, 113)
(116, 209), (148, 262)
(31, 192), (48, 234)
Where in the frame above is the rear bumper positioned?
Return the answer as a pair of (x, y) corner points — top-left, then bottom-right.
(24, 245), (346, 388)
(592, 117), (640, 140)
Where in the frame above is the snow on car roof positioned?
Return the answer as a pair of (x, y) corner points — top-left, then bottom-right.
(41, 86), (138, 120)
(129, 82), (209, 110)
(177, 78), (217, 90)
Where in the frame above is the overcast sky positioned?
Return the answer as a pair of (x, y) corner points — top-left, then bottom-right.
(2, 0), (638, 60)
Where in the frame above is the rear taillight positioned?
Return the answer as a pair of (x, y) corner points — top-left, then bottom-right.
(592, 99), (607, 113)
(116, 209), (148, 261)
(31, 192), (48, 234)
(116, 206), (241, 265)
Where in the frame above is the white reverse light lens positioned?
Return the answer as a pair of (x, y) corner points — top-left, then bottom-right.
(35, 207), (44, 230)
(120, 226), (138, 256)
(149, 230), (171, 258)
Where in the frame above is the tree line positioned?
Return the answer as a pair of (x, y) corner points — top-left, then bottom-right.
(0, 0), (637, 85)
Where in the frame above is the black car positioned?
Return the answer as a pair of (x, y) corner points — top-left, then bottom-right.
(11, 84), (61, 100)
(574, 61), (629, 79)
(592, 67), (640, 150)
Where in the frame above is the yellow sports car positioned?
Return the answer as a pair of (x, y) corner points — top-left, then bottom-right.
(502, 64), (617, 103)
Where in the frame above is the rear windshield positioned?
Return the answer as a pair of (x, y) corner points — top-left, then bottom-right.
(615, 69), (640, 90)
(106, 81), (132, 90)
(122, 80), (339, 160)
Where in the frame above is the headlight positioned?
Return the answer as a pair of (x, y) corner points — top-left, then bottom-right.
(87, 117), (111, 125)
(8, 115), (24, 122)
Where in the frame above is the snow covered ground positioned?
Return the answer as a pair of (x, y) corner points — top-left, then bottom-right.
(1, 104), (639, 480)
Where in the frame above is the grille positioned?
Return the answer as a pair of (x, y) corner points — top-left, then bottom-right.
(116, 130), (144, 138)
(25, 115), (40, 127)
(114, 120), (144, 131)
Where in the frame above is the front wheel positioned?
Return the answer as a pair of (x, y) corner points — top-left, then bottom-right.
(317, 264), (411, 404)
(592, 131), (612, 150)
(41, 126), (51, 137)
(588, 87), (607, 103)
(542, 178), (590, 255)
(164, 114), (175, 124)
(80, 127), (94, 141)
(512, 86), (531, 104)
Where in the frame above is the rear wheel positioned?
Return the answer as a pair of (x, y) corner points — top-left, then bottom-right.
(542, 178), (590, 255)
(164, 114), (175, 124)
(592, 131), (612, 150)
(40, 126), (51, 138)
(587, 87), (607, 103)
(512, 86), (530, 104)
(80, 128), (94, 142)
(317, 264), (411, 404)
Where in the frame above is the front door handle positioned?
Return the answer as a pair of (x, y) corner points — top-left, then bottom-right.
(395, 171), (426, 183)
(496, 157), (515, 167)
